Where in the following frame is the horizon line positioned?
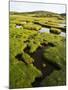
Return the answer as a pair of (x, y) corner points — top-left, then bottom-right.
(10, 10), (66, 14)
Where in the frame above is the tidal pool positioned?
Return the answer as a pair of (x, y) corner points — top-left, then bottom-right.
(24, 46), (56, 87)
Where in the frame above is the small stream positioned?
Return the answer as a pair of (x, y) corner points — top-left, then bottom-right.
(24, 46), (60, 87)
(31, 47), (55, 87)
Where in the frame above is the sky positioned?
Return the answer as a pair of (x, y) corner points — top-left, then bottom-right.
(10, 1), (66, 14)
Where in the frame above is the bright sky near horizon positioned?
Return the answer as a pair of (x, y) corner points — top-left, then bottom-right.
(10, 1), (66, 14)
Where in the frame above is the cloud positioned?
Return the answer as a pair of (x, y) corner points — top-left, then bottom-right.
(10, 1), (66, 14)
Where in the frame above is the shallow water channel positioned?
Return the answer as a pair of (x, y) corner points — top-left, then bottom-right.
(39, 28), (66, 37)
(16, 24), (66, 37)
(24, 46), (59, 87)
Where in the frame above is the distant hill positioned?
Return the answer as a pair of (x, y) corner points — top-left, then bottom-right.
(60, 13), (66, 16)
(10, 11), (65, 19)
(10, 10), (59, 15)
(60, 13), (66, 19)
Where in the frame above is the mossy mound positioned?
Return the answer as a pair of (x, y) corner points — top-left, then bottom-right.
(41, 66), (66, 86)
(43, 44), (66, 69)
(50, 28), (61, 34)
(22, 52), (34, 64)
(23, 23), (42, 31)
(10, 61), (42, 88)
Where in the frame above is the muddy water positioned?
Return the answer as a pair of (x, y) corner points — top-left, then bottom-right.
(31, 47), (55, 87)
(24, 46), (58, 87)
(30, 47), (55, 76)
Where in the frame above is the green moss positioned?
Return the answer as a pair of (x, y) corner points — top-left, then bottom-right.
(22, 52), (34, 64)
(10, 61), (42, 88)
(28, 39), (41, 53)
(23, 23), (41, 30)
(41, 32), (64, 46)
(43, 44), (66, 68)
(41, 67), (66, 86)
(10, 11), (66, 88)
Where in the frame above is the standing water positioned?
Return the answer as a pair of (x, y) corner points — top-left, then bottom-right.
(39, 28), (66, 37)
(16, 25), (22, 28)
(39, 28), (50, 33)
(60, 32), (66, 37)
